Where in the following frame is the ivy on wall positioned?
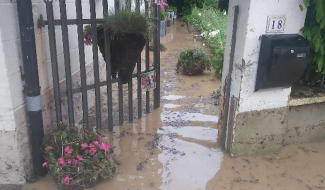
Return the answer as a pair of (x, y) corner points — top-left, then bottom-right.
(301, 0), (325, 74)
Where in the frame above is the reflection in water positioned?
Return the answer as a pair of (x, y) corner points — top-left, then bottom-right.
(162, 95), (184, 101)
(158, 137), (223, 190)
(161, 111), (219, 123)
(158, 126), (218, 143)
(164, 103), (181, 109)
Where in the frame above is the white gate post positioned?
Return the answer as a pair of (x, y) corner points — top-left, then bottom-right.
(219, 0), (307, 156)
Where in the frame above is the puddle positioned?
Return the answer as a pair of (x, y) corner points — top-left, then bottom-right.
(158, 126), (218, 143)
(164, 103), (181, 109)
(161, 111), (219, 123)
(158, 137), (223, 190)
(162, 95), (184, 101)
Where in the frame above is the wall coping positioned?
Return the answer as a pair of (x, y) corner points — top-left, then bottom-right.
(289, 85), (325, 106)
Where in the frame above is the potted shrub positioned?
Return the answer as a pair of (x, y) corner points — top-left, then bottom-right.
(167, 6), (176, 19)
(42, 125), (116, 189)
(167, 18), (173, 27)
(177, 48), (211, 75)
(84, 11), (148, 84)
(160, 11), (167, 37)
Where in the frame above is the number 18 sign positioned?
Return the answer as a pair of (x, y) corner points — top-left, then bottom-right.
(266, 15), (286, 33)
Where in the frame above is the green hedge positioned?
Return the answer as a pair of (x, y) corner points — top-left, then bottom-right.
(184, 6), (227, 76)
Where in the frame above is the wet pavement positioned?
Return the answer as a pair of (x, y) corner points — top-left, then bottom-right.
(23, 20), (325, 190)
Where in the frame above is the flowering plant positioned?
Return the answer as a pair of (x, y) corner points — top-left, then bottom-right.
(42, 125), (116, 188)
(157, 2), (168, 7)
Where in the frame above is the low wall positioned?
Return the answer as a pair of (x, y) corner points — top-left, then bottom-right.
(231, 93), (325, 156)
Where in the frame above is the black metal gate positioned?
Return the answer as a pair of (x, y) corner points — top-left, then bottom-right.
(38, 0), (160, 131)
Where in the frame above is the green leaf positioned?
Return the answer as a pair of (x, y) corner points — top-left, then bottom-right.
(49, 153), (56, 162)
(299, 4), (304, 11)
(315, 38), (321, 52)
(61, 131), (67, 138)
(316, 0), (324, 23)
(304, 0), (310, 7)
(317, 56), (324, 72)
(321, 18), (325, 29)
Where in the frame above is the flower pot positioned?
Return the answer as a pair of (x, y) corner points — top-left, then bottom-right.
(170, 12), (175, 18)
(97, 27), (146, 84)
(160, 20), (166, 37)
(167, 19), (172, 27)
(166, 12), (171, 18)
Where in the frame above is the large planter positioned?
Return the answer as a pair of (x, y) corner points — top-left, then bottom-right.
(170, 12), (175, 18)
(160, 20), (166, 37)
(97, 27), (146, 84)
(167, 19), (172, 27)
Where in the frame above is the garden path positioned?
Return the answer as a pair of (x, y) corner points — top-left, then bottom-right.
(23, 20), (325, 190)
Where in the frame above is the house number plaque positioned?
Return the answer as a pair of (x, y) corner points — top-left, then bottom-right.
(266, 15), (286, 33)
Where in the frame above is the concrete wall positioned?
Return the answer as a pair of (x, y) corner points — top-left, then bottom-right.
(220, 0), (308, 156)
(286, 103), (325, 145)
(0, 0), (121, 184)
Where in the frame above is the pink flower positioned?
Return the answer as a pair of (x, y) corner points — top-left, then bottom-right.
(93, 141), (99, 145)
(64, 146), (73, 155)
(81, 143), (88, 150)
(78, 161), (82, 167)
(64, 176), (70, 185)
(67, 160), (72, 165)
(89, 148), (97, 156)
(58, 158), (65, 166)
(84, 40), (91, 46)
(76, 154), (84, 161)
(106, 155), (111, 160)
(98, 136), (103, 142)
(99, 143), (111, 151)
(42, 162), (47, 167)
(157, 2), (168, 6)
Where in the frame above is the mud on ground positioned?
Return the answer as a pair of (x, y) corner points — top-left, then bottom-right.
(23, 20), (325, 190)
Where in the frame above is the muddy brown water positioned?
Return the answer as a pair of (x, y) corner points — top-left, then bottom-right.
(24, 21), (325, 190)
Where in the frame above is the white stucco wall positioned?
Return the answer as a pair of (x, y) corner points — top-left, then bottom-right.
(222, 0), (307, 113)
(239, 0), (306, 113)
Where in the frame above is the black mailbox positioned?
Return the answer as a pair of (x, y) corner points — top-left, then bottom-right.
(255, 34), (310, 91)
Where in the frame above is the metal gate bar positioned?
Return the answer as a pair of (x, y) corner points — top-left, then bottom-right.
(137, 57), (142, 119)
(59, 0), (75, 125)
(45, 1), (62, 123)
(145, 0), (150, 114)
(104, 0), (114, 130)
(154, 5), (161, 109)
(128, 80), (134, 123)
(89, 0), (102, 129)
(40, 0), (160, 130)
(76, 0), (89, 127)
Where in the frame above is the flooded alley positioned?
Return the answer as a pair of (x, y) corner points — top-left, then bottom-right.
(23, 21), (325, 190)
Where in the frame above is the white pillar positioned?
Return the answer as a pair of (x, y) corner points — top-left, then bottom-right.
(220, 0), (307, 155)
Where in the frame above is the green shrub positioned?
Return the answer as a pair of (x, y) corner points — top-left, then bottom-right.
(185, 6), (227, 76)
(161, 12), (167, 20)
(167, 6), (177, 13)
(104, 10), (149, 38)
(83, 10), (149, 44)
(177, 48), (211, 75)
